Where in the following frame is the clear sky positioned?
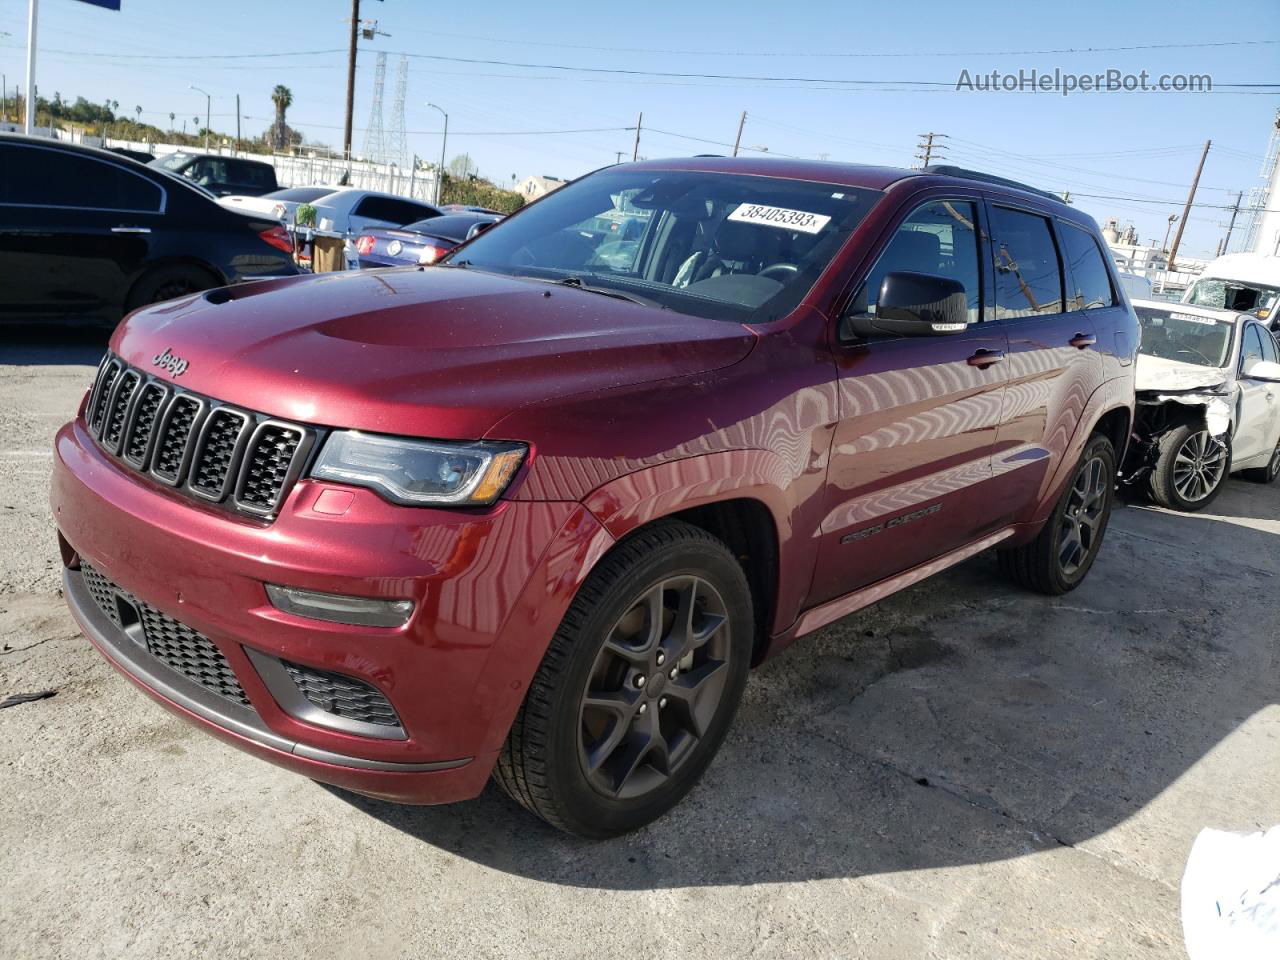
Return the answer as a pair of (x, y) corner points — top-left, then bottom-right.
(2, 0), (1278, 258)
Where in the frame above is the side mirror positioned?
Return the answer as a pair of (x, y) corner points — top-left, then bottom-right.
(1243, 358), (1280, 383)
(844, 272), (969, 339)
(466, 221), (495, 240)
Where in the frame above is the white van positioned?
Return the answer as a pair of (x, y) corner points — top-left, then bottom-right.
(1182, 253), (1280, 331)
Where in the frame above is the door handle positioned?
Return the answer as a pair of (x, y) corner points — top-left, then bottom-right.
(111, 226), (151, 234)
(967, 349), (1005, 369)
(1069, 333), (1096, 349)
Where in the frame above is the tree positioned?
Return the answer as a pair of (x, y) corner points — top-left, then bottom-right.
(135, 105), (142, 122)
(169, 111), (175, 131)
(447, 153), (478, 179)
(271, 84), (293, 150)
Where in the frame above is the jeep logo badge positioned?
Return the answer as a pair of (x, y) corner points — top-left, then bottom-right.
(152, 348), (188, 377)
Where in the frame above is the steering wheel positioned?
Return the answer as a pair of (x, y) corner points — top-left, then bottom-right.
(758, 262), (799, 282)
(1173, 345), (1213, 365)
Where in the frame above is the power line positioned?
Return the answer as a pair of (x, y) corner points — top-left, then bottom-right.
(9, 41), (1278, 89)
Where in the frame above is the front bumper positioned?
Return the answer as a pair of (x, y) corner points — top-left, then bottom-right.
(53, 417), (611, 803)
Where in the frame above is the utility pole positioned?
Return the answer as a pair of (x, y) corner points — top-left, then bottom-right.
(614, 151), (623, 164)
(23, 0), (37, 134)
(732, 110), (746, 157)
(427, 102), (447, 205)
(235, 93), (241, 155)
(1219, 190), (1243, 256)
(632, 112), (642, 162)
(189, 85), (211, 151)
(1166, 139), (1210, 274)
(343, 0), (360, 163)
(914, 131), (948, 168)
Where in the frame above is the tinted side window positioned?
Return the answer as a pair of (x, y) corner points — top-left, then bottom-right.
(1242, 325), (1266, 369)
(234, 163), (274, 187)
(991, 207), (1064, 320)
(354, 196), (396, 220)
(1262, 328), (1280, 365)
(0, 145), (163, 212)
(857, 200), (982, 324)
(1061, 222), (1115, 310)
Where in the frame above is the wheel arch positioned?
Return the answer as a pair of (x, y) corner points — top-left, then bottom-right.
(123, 257), (227, 313)
(580, 450), (797, 664)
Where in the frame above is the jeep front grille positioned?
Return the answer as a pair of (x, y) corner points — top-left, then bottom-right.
(80, 562), (251, 707)
(85, 356), (314, 519)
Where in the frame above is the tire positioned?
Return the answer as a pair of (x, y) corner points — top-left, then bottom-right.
(1147, 424), (1231, 511)
(1241, 436), (1280, 484)
(998, 433), (1117, 596)
(494, 520), (753, 838)
(125, 264), (220, 313)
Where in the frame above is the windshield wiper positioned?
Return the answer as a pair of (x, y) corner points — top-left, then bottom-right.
(551, 275), (664, 309)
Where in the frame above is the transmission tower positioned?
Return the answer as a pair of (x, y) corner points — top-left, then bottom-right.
(1239, 108), (1280, 254)
(361, 51), (388, 163)
(385, 55), (410, 169)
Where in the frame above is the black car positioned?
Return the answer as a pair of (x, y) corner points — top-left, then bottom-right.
(148, 152), (279, 197)
(354, 212), (501, 267)
(0, 135), (301, 327)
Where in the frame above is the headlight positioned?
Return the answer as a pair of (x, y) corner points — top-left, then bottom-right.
(310, 431), (525, 506)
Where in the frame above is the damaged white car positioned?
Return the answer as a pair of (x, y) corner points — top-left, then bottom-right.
(1121, 300), (1280, 511)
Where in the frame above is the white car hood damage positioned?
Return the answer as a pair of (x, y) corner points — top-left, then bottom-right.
(1136, 355), (1233, 437)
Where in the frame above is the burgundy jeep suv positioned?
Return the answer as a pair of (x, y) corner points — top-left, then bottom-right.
(52, 158), (1137, 837)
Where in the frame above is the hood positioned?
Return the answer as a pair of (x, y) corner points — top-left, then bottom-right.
(1135, 354), (1229, 394)
(112, 267), (756, 440)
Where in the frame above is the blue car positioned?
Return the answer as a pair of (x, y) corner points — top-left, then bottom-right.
(355, 212), (502, 267)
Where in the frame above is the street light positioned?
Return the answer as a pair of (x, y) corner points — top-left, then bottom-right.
(190, 85), (210, 150)
(426, 102), (447, 206)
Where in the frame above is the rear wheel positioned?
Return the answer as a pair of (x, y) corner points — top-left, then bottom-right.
(998, 433), (1117, 595)
(1148, 424), (1230, 511)
(1241, 436), (1280, 484)
(125, 264), (220, 313)
(494, 521), (753, 838)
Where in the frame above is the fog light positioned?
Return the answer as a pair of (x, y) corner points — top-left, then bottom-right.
(265, 584), (414, 628)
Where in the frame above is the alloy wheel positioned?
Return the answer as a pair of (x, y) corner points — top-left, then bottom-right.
(1058, 454), (1110, 577)
(1172, 430), (1228, 503)
(577, 575), (732, 800)
(1269, 440), (1280, 481)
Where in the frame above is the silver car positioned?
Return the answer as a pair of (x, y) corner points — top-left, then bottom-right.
(1123, 299), (1280, 511)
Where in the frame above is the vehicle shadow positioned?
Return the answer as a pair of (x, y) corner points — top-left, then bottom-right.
(329, 496), (1280, 890)
(2, 325), (111, 366)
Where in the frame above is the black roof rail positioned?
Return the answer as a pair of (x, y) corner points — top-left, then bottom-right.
(921, 165), (1061, 201)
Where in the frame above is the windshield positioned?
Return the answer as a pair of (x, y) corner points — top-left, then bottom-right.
(153, 154), (192, 172)
(267, 187), (335, 203)
(449, 169), (881, 322)
(1136, 306), (1234, 368)
(1185, 277), (1280, 319)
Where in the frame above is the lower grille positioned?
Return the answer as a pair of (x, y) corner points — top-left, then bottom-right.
(282, 661), (400, 727)
(80, 563), (250, 707)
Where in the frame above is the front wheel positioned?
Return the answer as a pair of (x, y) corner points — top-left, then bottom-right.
(998, 433), (1117, 595)
(494, 521), (753, 838)
(1148, 424), (1230, 511)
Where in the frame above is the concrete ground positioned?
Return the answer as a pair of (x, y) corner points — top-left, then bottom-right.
(2, 328), (1277, 960)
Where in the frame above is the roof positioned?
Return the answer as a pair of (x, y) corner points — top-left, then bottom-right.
(625, 155), (1077, 216)
(1131, 298), (1248, 324)
(1198, 253), (1280, 285)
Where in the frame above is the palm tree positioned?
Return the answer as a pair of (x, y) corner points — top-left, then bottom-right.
(169, 111), (175, 132)
(135, 105), (142, 124)
(270, 84), (292, 150)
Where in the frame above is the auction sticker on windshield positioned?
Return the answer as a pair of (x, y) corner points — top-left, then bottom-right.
(728, 203), (831, 234)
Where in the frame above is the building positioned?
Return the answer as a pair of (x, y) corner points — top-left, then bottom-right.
(1101, 218), (1207, 295)
(514, 175), (568, 201)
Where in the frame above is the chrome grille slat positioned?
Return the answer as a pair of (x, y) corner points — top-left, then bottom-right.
(122, 382), (169, 468)
(85, 356), (311, 520)
(102, 370), (141, 453)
